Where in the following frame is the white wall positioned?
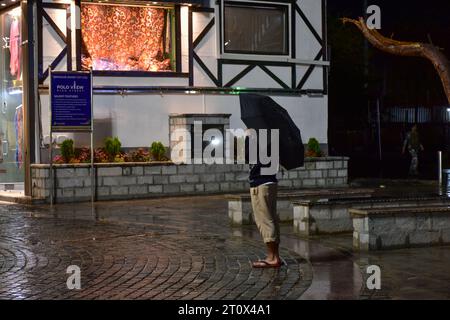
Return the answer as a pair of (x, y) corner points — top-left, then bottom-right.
(38, 0), (328, 150)
(40, 92), (327, 148)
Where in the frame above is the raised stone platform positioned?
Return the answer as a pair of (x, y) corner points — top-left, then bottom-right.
(0, 190), (38, 205)
(31, 157), (349, 203)
(351, 206), (450, 251)
(228, 188), (373, 225)
(293, 196), (450, 237)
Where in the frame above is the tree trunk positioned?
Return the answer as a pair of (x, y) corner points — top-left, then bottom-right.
(343, 17), (450, 105)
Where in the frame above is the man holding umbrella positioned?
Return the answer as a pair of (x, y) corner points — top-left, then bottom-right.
(246, 129), (281, 268)
(240, 94), (304, 268)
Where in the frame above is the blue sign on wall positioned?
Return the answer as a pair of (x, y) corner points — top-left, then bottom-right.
(50, 71), (92, 131)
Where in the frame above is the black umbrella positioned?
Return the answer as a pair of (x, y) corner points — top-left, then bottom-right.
(239, 93), (304, 170)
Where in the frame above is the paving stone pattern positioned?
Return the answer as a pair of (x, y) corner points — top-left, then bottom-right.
(0, 202), (312, 300)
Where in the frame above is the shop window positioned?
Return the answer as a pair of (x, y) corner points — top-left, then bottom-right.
(81, 1), (177, 72)
(222, 0), (289, 56)
(0, 5), (24, 184)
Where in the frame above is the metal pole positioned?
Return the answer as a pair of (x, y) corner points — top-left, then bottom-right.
(49, 67), (53, 206)
(377, 99), (382, 161)
(363, 0), (368, 90)
(22, 0), (36, 197)
(90, 68), (95, 205)
(438, 150), (442, 189)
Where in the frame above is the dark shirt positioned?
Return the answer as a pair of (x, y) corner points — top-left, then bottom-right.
(249, 163), (278, 188)
(245, 134), (278, 188)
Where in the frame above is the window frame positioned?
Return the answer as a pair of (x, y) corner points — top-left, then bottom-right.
(219, 0), (292, 60)
(78, 1), (185, 77)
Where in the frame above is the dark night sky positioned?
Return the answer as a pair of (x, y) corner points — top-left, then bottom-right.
(327, 0), (450, 107)
(328, 0), (450, 51)
(327, 1), (450, 175)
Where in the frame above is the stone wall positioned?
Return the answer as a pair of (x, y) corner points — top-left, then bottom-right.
(31, 157), (349, 203)
(294, 197), (450, 237)
(351, 208), (450, 251)
(169, 114), (231, 164)
(229, 188), (374, 226)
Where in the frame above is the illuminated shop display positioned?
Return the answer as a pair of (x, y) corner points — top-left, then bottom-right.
(0, 5), (24, 185)
(81, 2), (176, 72)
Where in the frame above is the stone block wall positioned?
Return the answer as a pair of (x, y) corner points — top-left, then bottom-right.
(31, 157), (349, 203)
(293, 197), (450, 237)
(294, 204), (352, 237)
(352, 209), (450, 251)
(169, 114), (231, 164)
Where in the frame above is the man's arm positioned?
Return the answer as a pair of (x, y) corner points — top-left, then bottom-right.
(402, 133), (409, 154)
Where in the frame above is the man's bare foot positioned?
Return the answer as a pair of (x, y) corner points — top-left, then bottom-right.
(252, 258), (282, 268)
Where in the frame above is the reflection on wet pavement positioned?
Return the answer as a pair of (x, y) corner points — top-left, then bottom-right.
(1, 191), (450, 300)
(0, 198), (311, 300)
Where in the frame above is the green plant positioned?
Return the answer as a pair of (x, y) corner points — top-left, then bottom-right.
(60, 139), (75, 163)
(150, 141), (166, 161)
(104, 137), (122, 161)
(306, 138), (322, 157)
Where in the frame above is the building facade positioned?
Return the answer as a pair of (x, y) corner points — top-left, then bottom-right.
(0, 0), (329, 196)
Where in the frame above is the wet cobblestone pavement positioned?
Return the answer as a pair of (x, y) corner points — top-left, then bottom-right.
(1, 193), (450, 300)
(0, 198), (311, 300)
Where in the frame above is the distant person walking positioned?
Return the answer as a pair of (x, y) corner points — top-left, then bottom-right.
(402, 125), (424, 176)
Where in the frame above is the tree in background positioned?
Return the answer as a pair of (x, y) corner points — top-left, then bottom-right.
(343, 17), (450, 105)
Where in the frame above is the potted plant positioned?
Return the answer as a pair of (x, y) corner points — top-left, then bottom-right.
(305, 138), (323, 158)
(150, 141), (168, 161)
(60, 139), (75, 163)
(104, 137), (123, 162)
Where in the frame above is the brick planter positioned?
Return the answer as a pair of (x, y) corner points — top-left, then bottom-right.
(31, 157), (349, 203)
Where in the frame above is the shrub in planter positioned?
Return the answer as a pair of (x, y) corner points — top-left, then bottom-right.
(52, 154), (65, 164)
(305, 138), (323, 157)
(114, 152), (126, 163)
(69, 157), (81, 164)
(94, 148), (109, 163)
(104, 137), (122, 162)
(60, 139), (75, 163)
(125, 148), (150, 162)
(150, 141), (167, 161)
(75, 147), (91, 163)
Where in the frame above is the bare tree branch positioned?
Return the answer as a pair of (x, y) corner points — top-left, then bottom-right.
(342, 17), (450, 105)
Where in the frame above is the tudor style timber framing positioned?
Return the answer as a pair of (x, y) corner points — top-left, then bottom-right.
(37, 0), (71, 83)
(190, 0), (328, 94)
(35, 0), (328, 95)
